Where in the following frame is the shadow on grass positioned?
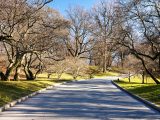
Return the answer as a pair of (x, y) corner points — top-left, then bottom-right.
(0, 78), (72, 107)
(0, 82), (34, 106)
(53, 79), (73, 83)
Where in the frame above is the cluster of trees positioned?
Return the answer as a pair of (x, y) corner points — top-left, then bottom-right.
(113, 0), (160, 84)
(0, 0), (159, 84)
(0, 0), (69, 80)
(64, 0), (160, 84)
(46, 57), (88, 80)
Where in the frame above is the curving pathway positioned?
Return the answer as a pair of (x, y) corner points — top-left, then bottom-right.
(0, 77), (160, 120)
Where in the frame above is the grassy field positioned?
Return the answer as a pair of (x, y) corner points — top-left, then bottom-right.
(115, 79), (160, 106)
(38, 71), (119, 80)
(0, 73), (76, 107)
(93, 71), (119, 78)
(0, 72), (89, 107)
(37, 73), (74, 80)
(37, 73), (88, 80)
(0, 79), (58, 107)
(122, 74), (158, 84)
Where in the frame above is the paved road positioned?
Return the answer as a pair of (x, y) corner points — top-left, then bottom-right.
(0, 78), (160, 120)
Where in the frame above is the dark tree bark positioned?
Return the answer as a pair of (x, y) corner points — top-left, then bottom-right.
(128, 72), (131, 83)
(136, 54), (160, 84)
(0, 72), (6, 80)
(159, 56), (160, 71)
(142, 71), (145, 84)
(24, 67), (36, 80)
(0, 54), (23, 81)
(14, 65), (21, 81)
(48, 73), (52, 79)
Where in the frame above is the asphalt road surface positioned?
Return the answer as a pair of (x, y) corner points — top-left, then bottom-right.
(0, 77), (160, 120)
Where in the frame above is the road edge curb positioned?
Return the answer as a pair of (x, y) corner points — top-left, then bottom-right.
(111, 80), (160, 113)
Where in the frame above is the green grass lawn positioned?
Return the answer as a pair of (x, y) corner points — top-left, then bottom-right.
(0, 79), (57, 107)
(37, 73), (87, 80)
(37, 73), (74, 80)
(115, 81), (160, 106)
(122, 74), (158, 84)
(38, 71), (119, 80)
(93, 71), (119, 78)
(0, 72), (88, 107)
(0, 72), (76, 107)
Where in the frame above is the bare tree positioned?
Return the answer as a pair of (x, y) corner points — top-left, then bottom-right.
(113, 0), (160, 84)
(45, 59), (70, 80)
(67, 57), (87, 79)
(0, 0), (54, 80)
(90, 1), (116, 72)
(65, 6), (93, 58)
(20, 7), (69, 80)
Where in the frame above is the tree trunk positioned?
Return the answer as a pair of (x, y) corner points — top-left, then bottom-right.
(120, 52), (124, 68)
(4, 64), (17, 81)
(73, 73), (78, 80)
(14, 66), (21, 81)
(159, 56), (160, 71)
(0, 69), (12, 81)
(24, 67), (35, 80)
(1, 54), (23, 81)
(57, 73), (62, 80)
(0, 72), (6, 80)
(141, 59), (160, 84)
(142, 71), (145, 84)
(27, 69), (35, 80)
(73, 76), (77, 80)
(133, 53), (160, 84)
(48, 73), (51, 79)
(107, 54), (112, 68)
(145, 68), (159, 84)
(128, 72), (131, 82)
(4, 64), (14, 81)
(103, 51), (107, 73)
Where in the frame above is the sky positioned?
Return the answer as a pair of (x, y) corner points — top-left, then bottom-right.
(48, 0), (98, 16)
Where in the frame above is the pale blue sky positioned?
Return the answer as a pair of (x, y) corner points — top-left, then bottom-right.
(48, 0), (99, 15)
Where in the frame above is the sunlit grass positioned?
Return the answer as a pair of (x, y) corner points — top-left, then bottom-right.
(37, 73), (49, 78)
(0, 72), (78, 107)
(93, 71), (119, 78)
(122, 74), (158, 84)
(0, 79), (56, 107)
(37, 73), (85, 80)
(38, 71), (120, 80)
(115, 80), (160, 106)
